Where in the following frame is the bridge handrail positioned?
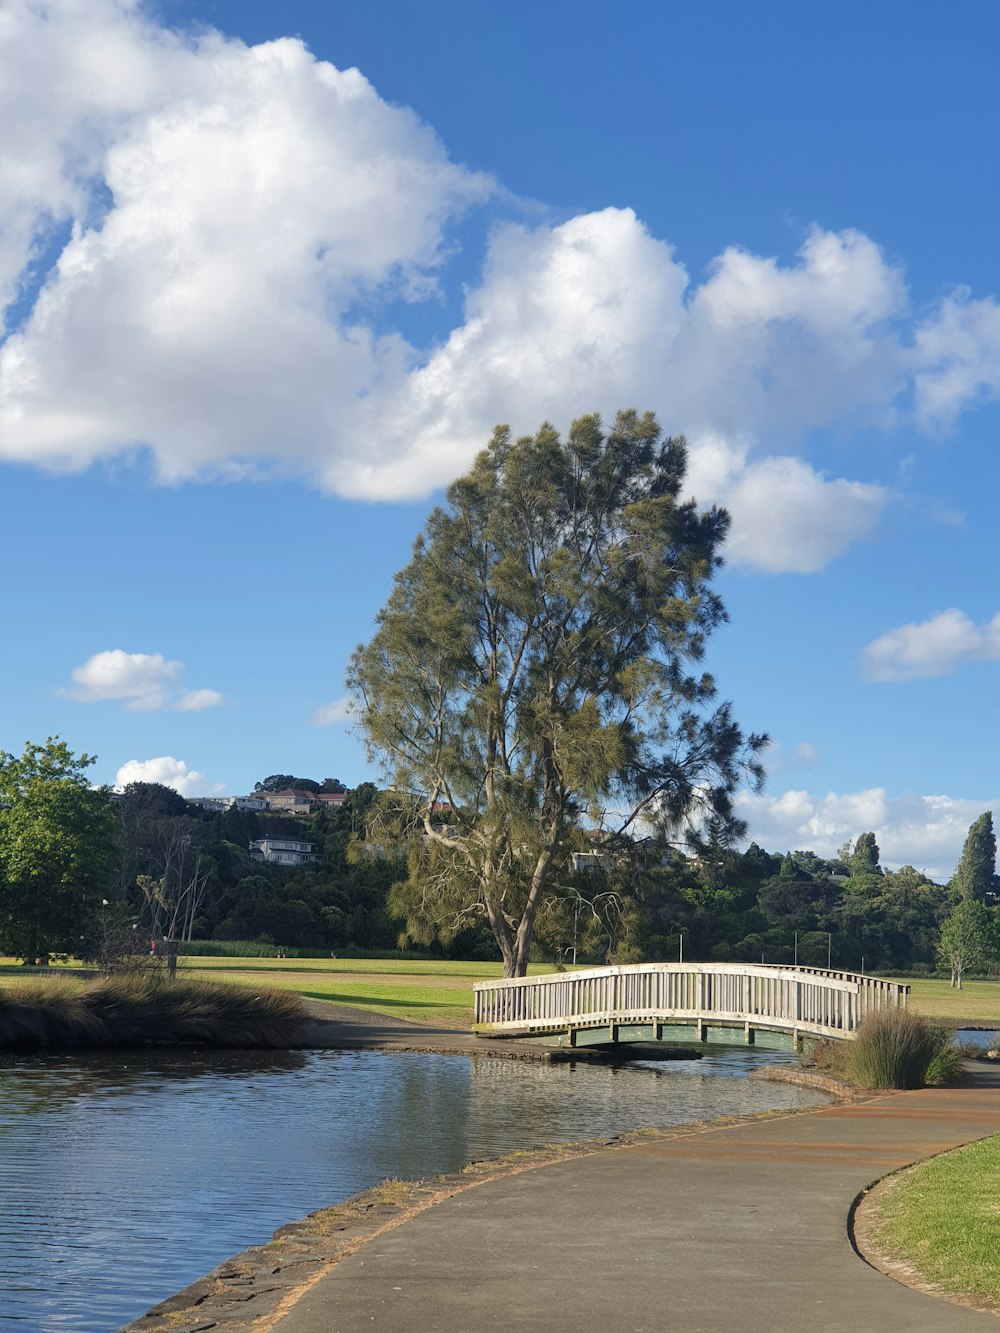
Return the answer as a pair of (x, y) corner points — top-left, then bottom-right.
(473, 962), (908, 1041)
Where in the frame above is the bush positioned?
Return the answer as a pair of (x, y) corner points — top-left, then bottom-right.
(848, 1008), (955, 1089)
(0, 974), (307, 1051)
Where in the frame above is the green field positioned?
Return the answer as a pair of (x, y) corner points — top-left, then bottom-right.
(889, 978), (1000, 1027)
(176, 955), (557, 1027)
(2, 958), (998, 1030)
(869, 1133), (1000, 1309)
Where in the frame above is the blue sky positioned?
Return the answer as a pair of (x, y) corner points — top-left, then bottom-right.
(1, 0), (998, 878)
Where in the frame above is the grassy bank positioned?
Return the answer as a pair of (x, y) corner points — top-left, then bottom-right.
(0, 974), (307, 1051)
(890, 977), (1000, 1026)
(174, 955), (557, 1027)
(867, 1134), (1000, 1311)
(3, 957), (997, 1032)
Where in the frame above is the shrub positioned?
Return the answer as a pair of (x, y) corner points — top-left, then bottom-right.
(848, 1008), (947, 1089)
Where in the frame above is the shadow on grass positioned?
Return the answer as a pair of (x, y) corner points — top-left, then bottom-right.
(298, 989), (466, 1013)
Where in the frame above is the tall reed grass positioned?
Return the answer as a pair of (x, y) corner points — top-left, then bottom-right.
(847, 1008), (959, 1089)
(0, 974), (307, 1051)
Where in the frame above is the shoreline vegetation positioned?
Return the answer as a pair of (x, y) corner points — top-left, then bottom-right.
(3, 954), (997, 1055)
(0, 973), (308, 1052)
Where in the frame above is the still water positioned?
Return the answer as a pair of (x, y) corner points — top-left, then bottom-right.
(0, 1046), (826, 1331)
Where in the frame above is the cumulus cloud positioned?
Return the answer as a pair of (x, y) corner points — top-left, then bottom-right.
(176, 688), (226, 712)
(114, 755), (216, 796)
(737, 786), (1000, 881)
(0, 2), (998, 575)
(861, 608), (1000, 681)
(311, 696), (355, 726)
(912, 291), (1000, 430)
(684, 433), (888, 573)
(63, 649), (224, 711)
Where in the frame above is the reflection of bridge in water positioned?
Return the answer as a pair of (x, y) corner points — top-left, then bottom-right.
(473, 963), (909, 1052)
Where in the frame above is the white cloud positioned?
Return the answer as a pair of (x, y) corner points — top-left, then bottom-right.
(912, 291), (1000, 430)
(861, 608), (1000, 681)
(737, 786), (1000, 881)
(114, 755), (216, 797)
(176, 688), (226, 712)
(792, 742), (819, 767)
(0, 4), (997, 575)
(63, 648), (223, 710)
(311, 696), (354, 726)
(684, 433), (888, 573)
(65, 649), (181, 711)
(0, 0), (492, 479)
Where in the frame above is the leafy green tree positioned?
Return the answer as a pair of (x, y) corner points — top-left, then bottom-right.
(850, 832), (882, 877)
(349, 410), (766, 975)
(952, 812), (997, 902)
(0, 738), (118, 962)
(253, 774), (321, 793)
(937, 898), (995, 989)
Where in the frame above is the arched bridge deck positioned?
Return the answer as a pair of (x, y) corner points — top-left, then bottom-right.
(473, 963), (908, 1052)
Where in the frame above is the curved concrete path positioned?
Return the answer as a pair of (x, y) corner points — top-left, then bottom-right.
(273, 1068), (1000, 1333)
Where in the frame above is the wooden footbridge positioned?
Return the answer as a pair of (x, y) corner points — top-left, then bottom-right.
(473, 963), (908, 1052)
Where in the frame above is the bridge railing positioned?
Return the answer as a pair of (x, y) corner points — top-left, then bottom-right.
(473, 962), (908, 1041)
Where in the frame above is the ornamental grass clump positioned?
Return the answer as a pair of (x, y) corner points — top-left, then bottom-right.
(0, 974), (307, 1051)
(848, 1008), (951, 1089)
(0, 976), (102, 1049)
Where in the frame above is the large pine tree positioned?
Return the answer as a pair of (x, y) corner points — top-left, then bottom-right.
(349, 410), (766, 976)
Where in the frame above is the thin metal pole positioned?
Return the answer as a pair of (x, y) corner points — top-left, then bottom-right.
(827, 933), (832, 969)
(794, 932), (798, 966)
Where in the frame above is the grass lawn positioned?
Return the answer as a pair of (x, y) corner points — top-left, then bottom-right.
(889, 977), (1000, 1027)
(3, 957), (997, 1029)
(868, 1133), (1000, 1310)
(173, 956), (560, 1027)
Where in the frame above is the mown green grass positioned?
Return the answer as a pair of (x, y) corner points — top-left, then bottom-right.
(870, 1134), (1000, 1307)
(889, 978), (1000, 1026)
(4, 957), (997, 1030)
(174, 956), (560, 1026)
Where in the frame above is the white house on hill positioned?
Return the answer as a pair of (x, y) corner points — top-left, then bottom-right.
(249, 836), (319, 867)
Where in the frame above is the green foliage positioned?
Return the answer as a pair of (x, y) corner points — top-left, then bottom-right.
(0, 738), (118, 962)
(922, 1036), (963, 1086)
(850, 832), (882, 877)
(952, 811), (997, 902)
(847, 1008), (950, 1089)
(0, 973), (307, 1050)
(937, 898), (996, 988)
(349, 410), (765, 975)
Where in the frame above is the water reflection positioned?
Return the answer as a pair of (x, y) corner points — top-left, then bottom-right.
(0, 1047), (825, 1332)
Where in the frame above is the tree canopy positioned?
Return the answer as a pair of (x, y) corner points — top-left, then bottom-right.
(850, 832), (882, 877)
(937, 898), (995, 989)
(349, 410), (766, 975)
(952, 811), (997, 902)
(0, 738), (118, 962)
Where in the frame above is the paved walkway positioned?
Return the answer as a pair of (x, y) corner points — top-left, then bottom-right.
(273, 1068), (1000, 1333)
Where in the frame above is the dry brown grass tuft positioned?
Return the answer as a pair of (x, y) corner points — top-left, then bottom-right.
(0, 974), (307, 1051)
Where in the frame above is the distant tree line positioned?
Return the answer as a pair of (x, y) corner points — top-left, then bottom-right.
(0, 738), (997, 978)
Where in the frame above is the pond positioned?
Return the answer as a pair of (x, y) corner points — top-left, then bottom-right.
(0, 1045), (827, 1331)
